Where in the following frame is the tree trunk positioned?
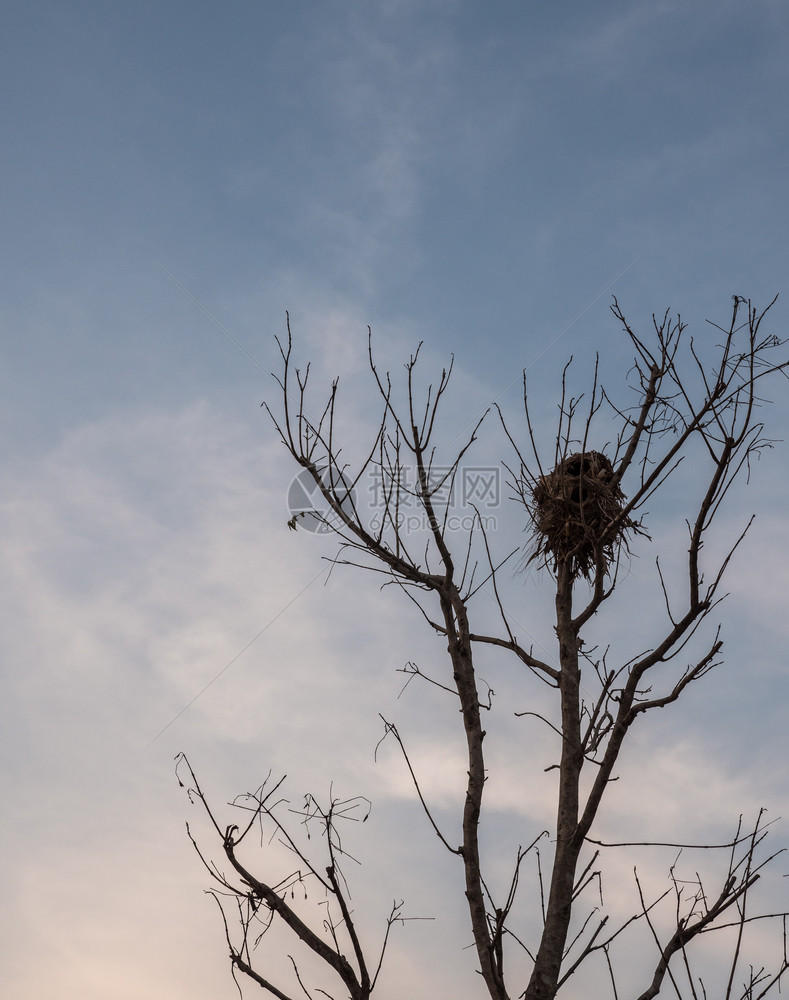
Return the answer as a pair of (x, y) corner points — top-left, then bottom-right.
(523, 561), (584, 1000)
(443, 590), (509, 1000)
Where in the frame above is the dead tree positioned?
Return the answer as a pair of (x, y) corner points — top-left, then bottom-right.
(176, 753), (407, 1000)
(184, 295), (788, 999)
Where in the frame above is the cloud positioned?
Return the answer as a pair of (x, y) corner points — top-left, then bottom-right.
(0, 400), (344, 997)
(3, 322), (786, 999)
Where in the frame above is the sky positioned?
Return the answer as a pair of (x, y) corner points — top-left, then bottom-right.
(1, 1), (788, 997)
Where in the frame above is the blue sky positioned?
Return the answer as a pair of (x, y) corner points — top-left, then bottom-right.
(2, 2), (788, 998)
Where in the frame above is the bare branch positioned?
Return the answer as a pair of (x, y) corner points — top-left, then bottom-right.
(191, 300), (787, 1000)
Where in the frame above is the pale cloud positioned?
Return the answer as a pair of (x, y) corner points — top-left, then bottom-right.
(726, 513), (789, 636)
(0, 402), (367, 998)
(2, 348), (785, 1000)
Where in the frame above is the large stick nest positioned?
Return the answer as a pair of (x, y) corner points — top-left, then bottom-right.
(529, 451), (637, 579)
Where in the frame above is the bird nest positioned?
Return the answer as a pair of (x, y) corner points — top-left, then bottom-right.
(529, 451), (636, 579)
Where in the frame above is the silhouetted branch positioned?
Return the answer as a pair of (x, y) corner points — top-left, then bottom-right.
(190, 297), (787, 1000)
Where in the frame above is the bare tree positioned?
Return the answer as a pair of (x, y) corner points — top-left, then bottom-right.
(182, 295), (789, 999)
